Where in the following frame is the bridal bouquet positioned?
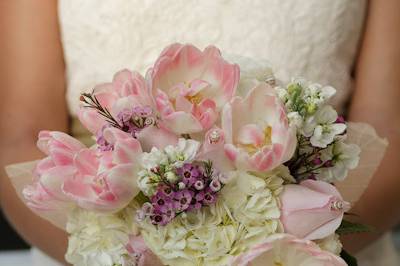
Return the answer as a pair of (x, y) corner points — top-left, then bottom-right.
(6, 44), (387, 266)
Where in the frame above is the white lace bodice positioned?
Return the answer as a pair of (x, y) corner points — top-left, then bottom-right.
(59, 0), (367, 115)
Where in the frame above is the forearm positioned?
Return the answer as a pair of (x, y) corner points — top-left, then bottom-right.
(0, 134), (69, 264)
(343, 0), (400, 252)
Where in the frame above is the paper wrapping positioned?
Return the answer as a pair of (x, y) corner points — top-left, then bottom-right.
(4, 161), (68, 231)
(335, 122), (388, 204)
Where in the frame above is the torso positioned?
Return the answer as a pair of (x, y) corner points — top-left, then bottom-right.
(58, 0), (367, 115)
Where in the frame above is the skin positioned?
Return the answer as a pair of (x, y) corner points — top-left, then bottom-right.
(0, 0), (69, 264)
(344, 0), (400, 253)
(0, 0), (398, 263)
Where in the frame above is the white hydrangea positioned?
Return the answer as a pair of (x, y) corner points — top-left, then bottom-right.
(65, 208), (132, 266)
(139, 203), (240, 266)
(315, 234), (343, 255)
(138, 170), (284, 266)
(307, 105), (346, 148)
(222, 171), (282, 229)
(317, 141), (361, 182)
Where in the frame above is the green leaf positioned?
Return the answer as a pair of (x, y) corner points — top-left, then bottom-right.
(336, 220), (373, 235)
(134, 191), (150, 205)
(340, 249), (358, 266)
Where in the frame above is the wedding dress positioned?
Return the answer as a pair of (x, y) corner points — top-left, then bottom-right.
(30, 0), (400, 265)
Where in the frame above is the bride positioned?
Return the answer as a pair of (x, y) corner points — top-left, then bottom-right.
(0, 0), (399, 265)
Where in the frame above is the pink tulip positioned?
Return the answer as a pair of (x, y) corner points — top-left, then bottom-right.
(78, 69), (154, 134)
(222, 83), (296, 172)
(25, 129), (142, 212)
(62, 128), (142, 212)
(24, 131), (87, 209)
(232, 234), (346, 266)
(147, 43), (240, 134)
(280, 180), (350, 240)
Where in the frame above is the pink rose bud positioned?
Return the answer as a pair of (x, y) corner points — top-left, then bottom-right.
(280, 180), (350, 240)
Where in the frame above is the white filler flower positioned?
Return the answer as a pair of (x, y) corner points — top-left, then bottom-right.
(309, 106), (346, 148)
(317, 141), (361, 182)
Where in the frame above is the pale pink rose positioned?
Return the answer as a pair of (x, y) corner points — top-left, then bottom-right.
(222, 83), (296, 172)
(232, 234), (346, 266)
(280, 180), (350, 240)
(78, 69), (154, 134)
(62, 128), (142, 212)
(147, 43), (240, 134)
(23, 131), (87, 210)
(125, 235), (163, 266)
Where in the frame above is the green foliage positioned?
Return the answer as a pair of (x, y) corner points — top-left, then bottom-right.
(134, 191), (150, 205)
(336, 219), (372, 235)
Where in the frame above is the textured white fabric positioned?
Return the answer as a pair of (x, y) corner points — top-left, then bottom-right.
(30, 0), (397, 265)
(59, 0), (366, 116)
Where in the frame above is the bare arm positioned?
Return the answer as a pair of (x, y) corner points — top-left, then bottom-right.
(0, 0), (69, 263)
(344, 0), (400, 252)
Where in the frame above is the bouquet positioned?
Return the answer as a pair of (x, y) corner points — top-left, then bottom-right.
(6, 43), (388, 266)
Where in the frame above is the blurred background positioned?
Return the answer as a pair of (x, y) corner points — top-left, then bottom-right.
(0, 211), (31, 265)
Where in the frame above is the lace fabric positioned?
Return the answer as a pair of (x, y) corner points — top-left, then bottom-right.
(59, 0), (366, 115)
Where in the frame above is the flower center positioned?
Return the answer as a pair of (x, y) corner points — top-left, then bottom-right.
(240, 126), (273, 155)
(186, 93), (203, 105)
(157, 199), (165, 206)
(180, 198), (187, 204)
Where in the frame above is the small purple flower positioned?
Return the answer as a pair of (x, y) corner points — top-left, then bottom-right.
(209, 179), (221, 192)
(203, 189), (217, 205)
(188, 197), (202, 211)
(133, 106), (153, 117)
(194, 180), (205, 190)
(150, 211), (170, 226)
(152, 194), (173, 213)
(312, 157), (323, 166)
(96, 126), (113, 151)
(157, 185), (174, 198)
(177, 164), (201, 186)
(336, 116), (346, 124)
(195, 191), (205, 201)
(142, 202), (154, 214)
(117, 108), (134, 124)
(174, 189), (193, 211)
(324, 160), (335, 167)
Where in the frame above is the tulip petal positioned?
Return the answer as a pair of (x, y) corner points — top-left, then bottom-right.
(136, 125), (178, 152)
(163, 111), (203, 134)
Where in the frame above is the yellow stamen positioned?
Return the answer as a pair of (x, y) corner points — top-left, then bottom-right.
(238, 126), (273, 155)
(186, 93), (203, 104)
